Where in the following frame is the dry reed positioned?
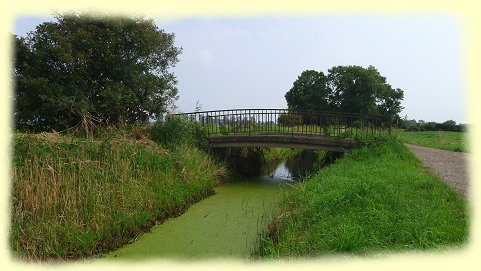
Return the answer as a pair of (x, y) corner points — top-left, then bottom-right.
(11, 133), (227, 260)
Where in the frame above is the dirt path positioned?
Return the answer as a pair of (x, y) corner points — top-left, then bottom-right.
(406, 144), (469, 198)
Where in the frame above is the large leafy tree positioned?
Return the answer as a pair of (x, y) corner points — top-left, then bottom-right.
(284, 70), (331, 112)
(285, 65), (404, 119)
(327, 65), (404, 117)
(14, 13), (182, 131)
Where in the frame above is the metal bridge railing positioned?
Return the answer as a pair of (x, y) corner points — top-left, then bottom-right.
(169, 108), (392, 139)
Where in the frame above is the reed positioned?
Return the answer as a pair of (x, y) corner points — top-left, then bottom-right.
(11, 132), (227, 260)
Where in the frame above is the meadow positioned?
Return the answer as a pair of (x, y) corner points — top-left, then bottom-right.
(397, 130), (467, 152)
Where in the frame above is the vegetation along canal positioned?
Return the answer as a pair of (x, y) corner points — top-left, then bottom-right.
(105, 150), (319, 260)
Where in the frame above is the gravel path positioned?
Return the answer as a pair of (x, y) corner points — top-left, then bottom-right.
(406, 144), (470, 198)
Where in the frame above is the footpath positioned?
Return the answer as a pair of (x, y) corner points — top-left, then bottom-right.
(406, 144), (469, 198)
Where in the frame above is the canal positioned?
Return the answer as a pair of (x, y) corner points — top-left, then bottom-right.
(104, 150), (319, 260)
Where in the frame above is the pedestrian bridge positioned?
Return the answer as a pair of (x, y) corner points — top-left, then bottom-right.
(170, 109), (391, 152)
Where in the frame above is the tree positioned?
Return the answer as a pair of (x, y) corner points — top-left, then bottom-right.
(14, 13), (182, 131)
(284, 65), (404, 120)
(284, 70), (331, 112)
(440, 120), (457, 131)
(327, 65), (404, 118)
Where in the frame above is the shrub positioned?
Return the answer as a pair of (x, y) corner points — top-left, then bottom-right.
(278, 113), (303, 127)
(150, 116), (209, 150)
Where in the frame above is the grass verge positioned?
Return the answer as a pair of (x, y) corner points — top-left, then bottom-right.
(10, 132), (226, 260)
(256, 138), (468, 257)
(397, 131), (467, 152)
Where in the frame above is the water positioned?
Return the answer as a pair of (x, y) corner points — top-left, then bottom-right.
(265, 161), (298, 182)
(264, 150), (320, 183)
(104, 181), (283, 260)
(104, 151), (318, 260)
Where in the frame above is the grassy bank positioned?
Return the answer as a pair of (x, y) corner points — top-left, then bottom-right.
(256, 138), (468, 257)
(397, 131), (467, 152)
(10, 132), (226, 260)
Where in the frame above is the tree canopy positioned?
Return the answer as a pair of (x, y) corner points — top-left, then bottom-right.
(284, 70), (331, 112)
(14, 13), (182, 131)
(285, 65), (404, 119)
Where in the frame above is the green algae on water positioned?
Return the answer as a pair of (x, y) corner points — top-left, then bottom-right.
(104, 180), (286, 260)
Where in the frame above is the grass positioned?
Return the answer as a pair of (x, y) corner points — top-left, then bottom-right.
(256, 138), (468, 257)
(10, 132), (227, 260)
(396, 130), (467, 152)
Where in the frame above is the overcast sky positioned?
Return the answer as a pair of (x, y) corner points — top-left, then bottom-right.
(15, 15), (467, 123)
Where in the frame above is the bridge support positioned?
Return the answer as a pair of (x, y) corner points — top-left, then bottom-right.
(208, 135), (359, 152)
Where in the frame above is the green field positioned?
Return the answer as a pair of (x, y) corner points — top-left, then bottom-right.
(397, 131), (467, 152)
(256, 139), (468, 257)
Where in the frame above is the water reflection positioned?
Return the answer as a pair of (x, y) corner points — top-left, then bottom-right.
(262, 150), (319, 183)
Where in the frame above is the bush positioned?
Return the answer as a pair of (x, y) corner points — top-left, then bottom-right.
(402, 120), (465, 133)
(406, 125), (420, 132)
(150, 116), (209, 150)
(278, 112), (303, 127)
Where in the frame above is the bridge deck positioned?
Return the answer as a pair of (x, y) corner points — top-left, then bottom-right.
(208, 134), (360, 152)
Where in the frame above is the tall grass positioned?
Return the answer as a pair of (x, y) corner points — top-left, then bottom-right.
(256, 138), (468, 257)
(150, 117), (209, 150)
(11, 132), (226, 260)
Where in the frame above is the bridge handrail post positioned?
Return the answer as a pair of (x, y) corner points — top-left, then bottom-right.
(318, 112), (321, 136)
(207, 113), (210, 136)
(291, 110), (294, 137)
(248, 109), (251, 136)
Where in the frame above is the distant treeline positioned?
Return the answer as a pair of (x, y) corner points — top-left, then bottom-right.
(400, 119), (466, 132)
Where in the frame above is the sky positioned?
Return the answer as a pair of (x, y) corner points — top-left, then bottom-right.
(14, 15), (467, 123)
